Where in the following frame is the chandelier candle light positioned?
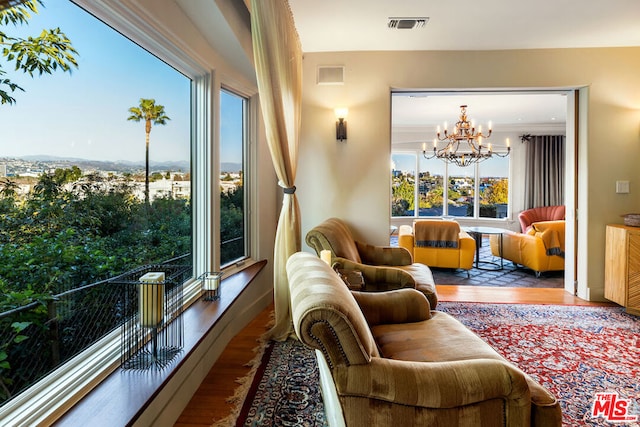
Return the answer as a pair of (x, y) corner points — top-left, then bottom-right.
(423, 105), (510, 167)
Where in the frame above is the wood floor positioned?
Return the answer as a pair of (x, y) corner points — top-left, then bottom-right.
(174, 286), (613, 426)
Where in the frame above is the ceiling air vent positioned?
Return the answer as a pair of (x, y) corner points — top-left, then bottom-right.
(388, 17), (429, 30)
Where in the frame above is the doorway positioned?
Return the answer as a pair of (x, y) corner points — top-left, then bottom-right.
(390, 90), (576, 292)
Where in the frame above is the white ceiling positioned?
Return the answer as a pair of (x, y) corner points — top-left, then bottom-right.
(288, 0), (640, 52)
(179, 0), (640, 132)
(391, 91), (568, 133)
(287, 0), (627, 132)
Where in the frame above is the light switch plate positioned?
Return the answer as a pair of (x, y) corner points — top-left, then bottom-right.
(616, 180), (630, 194)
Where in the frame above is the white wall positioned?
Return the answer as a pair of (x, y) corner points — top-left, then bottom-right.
(297, 48), (640, 301)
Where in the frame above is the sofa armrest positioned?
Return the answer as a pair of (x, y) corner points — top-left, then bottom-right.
(335, 357), (531, 412)
(333, 258), (416, 289)
(351, 289), (431, 325)
(355, 241), (412, 266)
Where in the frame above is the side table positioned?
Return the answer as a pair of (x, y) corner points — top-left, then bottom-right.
(462, 226), (506, 271)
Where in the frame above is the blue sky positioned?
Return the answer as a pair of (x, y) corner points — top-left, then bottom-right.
(0, 1), (205, 164)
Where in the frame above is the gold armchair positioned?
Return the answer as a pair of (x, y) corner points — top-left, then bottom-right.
(398, 220), (476, 276)
(491, 220), (565, 277)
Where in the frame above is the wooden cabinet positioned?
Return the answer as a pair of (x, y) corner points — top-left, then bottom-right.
(604, 224), (640, 315)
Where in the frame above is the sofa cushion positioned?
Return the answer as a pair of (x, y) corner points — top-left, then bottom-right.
(371, 311), (559, 411)
(352, 288), (431, 326)
(372, 311), (499, 362)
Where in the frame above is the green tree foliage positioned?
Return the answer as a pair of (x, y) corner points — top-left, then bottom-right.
(127, 98), (170, 204)
(391, 175), (414, 216)
(0, 169), (192, 403)
(419, 186), (443, 210)
(220, 185), (244, 265)
(0, 0), (79, 105)
(482, 178), (509, 205)
(0, 169), (191, 297)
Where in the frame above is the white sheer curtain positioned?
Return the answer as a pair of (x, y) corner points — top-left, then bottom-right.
(250, 0), (302, 340)
(524, 135), (565, 208)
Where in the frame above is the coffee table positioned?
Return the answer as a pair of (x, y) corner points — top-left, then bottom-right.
(462, 226), (506, 270)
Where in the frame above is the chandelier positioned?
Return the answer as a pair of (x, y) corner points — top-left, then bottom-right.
(423, 105), (510, 167)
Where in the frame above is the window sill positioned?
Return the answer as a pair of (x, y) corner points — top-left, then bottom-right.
(53, 259), (268, 426)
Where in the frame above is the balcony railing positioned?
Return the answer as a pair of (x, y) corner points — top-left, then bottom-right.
(0, 254), (192, 407)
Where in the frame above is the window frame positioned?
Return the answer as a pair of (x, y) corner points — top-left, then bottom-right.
(391, 150), (511, 220)
(219, 87), (250, 268)
(0, 1), (259, 424)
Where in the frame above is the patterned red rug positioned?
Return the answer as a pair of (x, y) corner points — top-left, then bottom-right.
(438, 302), (640, 426)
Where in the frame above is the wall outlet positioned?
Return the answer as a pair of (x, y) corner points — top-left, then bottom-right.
(616, 180), (630, 194)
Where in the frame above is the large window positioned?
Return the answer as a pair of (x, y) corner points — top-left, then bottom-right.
(0, 0), (192, 410)
(448, 163), (475, 217)
(391, 152), (509, 219)
(391, 154), (415, 216)
(219, 89), (247, 265)
(479, 157), (509, 218)
(418, 158), (444, 216)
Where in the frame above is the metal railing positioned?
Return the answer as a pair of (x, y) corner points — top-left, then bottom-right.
(0, 254), (192, 407)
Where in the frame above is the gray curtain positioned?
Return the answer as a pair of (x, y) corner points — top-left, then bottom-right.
(524, 135), (565, 208)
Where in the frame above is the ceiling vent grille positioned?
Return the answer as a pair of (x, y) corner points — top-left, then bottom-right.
(388, 17), (429, 29)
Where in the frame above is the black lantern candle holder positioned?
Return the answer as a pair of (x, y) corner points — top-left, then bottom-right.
(118, 264), (189, 370)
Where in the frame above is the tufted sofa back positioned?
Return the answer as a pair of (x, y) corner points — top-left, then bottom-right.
(518, 205), (565, 233)
(287, 252), (379, 368)
(305, 217), (362, 263)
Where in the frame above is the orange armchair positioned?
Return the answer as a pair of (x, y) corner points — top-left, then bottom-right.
(518, 205), (565, 233)
(398, 220), (476, 276)
(491, 220), (565, 277)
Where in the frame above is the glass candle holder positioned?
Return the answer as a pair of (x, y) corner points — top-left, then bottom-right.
(200, 272), (223, 301)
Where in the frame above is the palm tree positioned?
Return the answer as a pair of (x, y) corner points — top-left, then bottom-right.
(127, 98), (170, 204)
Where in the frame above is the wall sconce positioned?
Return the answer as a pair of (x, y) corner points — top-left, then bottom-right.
(335, 107), (348, 141)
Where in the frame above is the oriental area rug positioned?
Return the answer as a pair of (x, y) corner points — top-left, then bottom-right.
(213, 338), (327, 427)
(219, 303), (640, 427)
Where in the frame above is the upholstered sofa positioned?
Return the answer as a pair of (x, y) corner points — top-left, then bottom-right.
(518, 205), (565, 233)
(287, 252), (562, 427)
(491, 220), (565, 277)
(398, 220), (475, 275)
(306, 217), (438, 308)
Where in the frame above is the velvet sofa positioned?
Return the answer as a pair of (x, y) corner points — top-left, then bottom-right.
(398, 220), (476, 276)
(306, 217), (438, 308)
(491, 220), (565, 277)
(287, 252), (562, 427)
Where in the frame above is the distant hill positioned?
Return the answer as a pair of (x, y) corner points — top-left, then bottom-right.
(221, 162), (242, 173)
(4, 156), (241, 175)
(16, 155), (190, 173)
